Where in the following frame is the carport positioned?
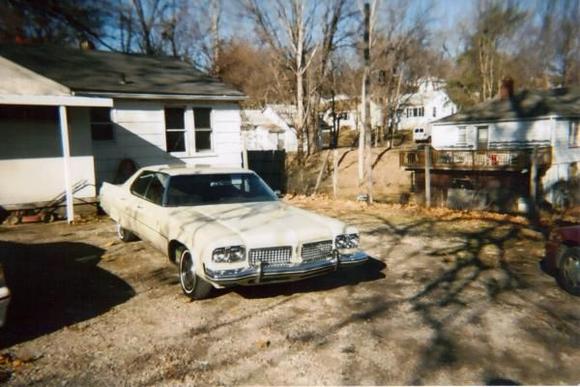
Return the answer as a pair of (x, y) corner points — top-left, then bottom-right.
(0, 56), (111, 223)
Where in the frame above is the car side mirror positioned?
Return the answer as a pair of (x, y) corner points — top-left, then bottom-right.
(274, 190), (283, 198)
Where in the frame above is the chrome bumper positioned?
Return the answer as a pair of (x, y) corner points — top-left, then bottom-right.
(204, 251), (368, 286)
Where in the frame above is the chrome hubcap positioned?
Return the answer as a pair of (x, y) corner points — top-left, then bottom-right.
(562, 255), (580, 287)
(180, 250), (196, 292)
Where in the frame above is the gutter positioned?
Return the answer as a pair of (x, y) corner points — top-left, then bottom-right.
(432, 114), (563, 126)
(74, 91), (247, 102)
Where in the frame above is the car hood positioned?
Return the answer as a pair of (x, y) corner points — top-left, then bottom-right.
(175, 201), (347, 248)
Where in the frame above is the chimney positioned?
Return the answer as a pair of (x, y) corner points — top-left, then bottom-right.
(499, 77), (514, 100)
(79, 39), (95, 50)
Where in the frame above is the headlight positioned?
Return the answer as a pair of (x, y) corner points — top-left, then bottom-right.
(335, 233), (359, 249)
(212, 246), (246, 263)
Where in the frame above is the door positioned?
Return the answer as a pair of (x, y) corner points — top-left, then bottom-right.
(126, 171), (155, 237)
(135, 172), (170, 251)
(477, 126), (489, 150)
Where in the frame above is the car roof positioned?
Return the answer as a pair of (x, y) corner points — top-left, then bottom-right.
(140, 164), (252, 176)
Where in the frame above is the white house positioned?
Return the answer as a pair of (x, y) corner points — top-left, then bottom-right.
(241, 105), (298, 151)
(0, 43), (245, 221)
(401, 85), (580, 209)
(321, 94), (382, 132)
(397, 78), (457, 140)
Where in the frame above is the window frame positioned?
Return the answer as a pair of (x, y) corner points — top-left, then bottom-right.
(164, 106), (188, 155)
(193, 107), (214, 153)
(90, 107), (114, 141)
(476, 125), (489, 150)
(569, 120), (579, 148)
(457, 125), (467, 145)
(164, 105), (214, 156)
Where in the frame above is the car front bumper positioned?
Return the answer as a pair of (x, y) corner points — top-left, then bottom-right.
(204, 250), (368, 287)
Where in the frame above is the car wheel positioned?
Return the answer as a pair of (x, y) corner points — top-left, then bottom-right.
(177, 246), (212, 300)
(557, 246), (580, 296)
(116, 222), (137, 242)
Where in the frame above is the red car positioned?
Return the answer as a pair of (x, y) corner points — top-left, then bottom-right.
(544, 224), (580, 296)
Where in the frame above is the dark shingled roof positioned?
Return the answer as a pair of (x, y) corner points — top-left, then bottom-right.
(435, 88), (580, 124)
(0, 44), (245, 99)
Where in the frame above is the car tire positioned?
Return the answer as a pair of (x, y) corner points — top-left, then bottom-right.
(177, 246), (212, 300)
(557, 246), (580, 296)
(116, 222), (138, 242)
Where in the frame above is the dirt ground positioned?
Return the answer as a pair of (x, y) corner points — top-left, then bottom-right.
(0, 197), (578, 385)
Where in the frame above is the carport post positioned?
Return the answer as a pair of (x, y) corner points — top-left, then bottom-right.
(58, 105), (74, 223)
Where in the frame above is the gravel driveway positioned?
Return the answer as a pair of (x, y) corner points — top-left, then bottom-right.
(0, 198), (578, 385)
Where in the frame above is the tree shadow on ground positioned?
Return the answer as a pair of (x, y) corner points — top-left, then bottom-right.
(0, 241), (135, 348)
(232, 257), (386, 299)
(310, 207), (564, 384)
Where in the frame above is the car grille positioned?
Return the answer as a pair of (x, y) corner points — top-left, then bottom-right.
(249, 246), (292, 267)
(301, 240), (333, 262)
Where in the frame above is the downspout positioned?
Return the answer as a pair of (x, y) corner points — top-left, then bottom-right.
(58, 106), (74, 223)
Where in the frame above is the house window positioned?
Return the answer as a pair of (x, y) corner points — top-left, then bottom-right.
(458, 126), (467, 144)
(570, 121), (579, 147)
(90, 107), (114, 141)
(477, 125), (489, 150)
(165, 107), (186, 152)
(433, 107), (437, 117)
(411, 107), (424, 117)
(0, 105), (57, 121)
(194, 108), (212, 152)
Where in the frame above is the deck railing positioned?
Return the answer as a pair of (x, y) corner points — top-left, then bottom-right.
(400, 147), (551, 171)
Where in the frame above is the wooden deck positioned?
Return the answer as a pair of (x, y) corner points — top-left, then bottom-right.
(400, 147), (552, 171)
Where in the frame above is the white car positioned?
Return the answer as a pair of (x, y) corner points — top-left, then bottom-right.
(99, 165), (368, 299)
(0, 264), (10, 327)
(413, 127), (430, 142)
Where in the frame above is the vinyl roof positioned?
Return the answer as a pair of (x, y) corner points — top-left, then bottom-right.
(0, 44), (245, 99)
(144, 164), (250, 176)
(435, 88), (580, 124)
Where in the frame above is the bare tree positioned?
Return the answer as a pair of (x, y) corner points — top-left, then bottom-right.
(540, 0), (580, 86)
(371, 0), (432, 145)
(242, 0), (320, 155)
(131, 0), (165, 55)
(306, 0), (356, 153)
(463, 1), (526, 101)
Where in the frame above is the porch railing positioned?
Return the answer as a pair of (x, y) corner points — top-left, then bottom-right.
(400, 147), (551, 171)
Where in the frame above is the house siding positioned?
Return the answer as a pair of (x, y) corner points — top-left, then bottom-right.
(432, 119), (553, 150)
(0, 106), (96, 207)
(399, 91), (456, 131)
(92, 99), (242, 186)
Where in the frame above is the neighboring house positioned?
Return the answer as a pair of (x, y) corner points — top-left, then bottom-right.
(400, 85), (580, 210)
(0, 44), (245, 221)
(321, 94), (382, 133)
(241, 106), (298, 151)
(396, 78), (457, 139)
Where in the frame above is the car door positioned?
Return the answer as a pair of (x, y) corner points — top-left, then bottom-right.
(127, 171), (155, 237)
(135, 172), (170, 252)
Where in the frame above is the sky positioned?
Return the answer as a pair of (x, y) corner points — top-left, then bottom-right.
(102, 0), (544, 59)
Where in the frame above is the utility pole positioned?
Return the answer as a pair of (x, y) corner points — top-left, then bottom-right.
(359, 1), (373, 203)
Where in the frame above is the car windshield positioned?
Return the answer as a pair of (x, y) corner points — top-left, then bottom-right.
(165, 173), (278, 206)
